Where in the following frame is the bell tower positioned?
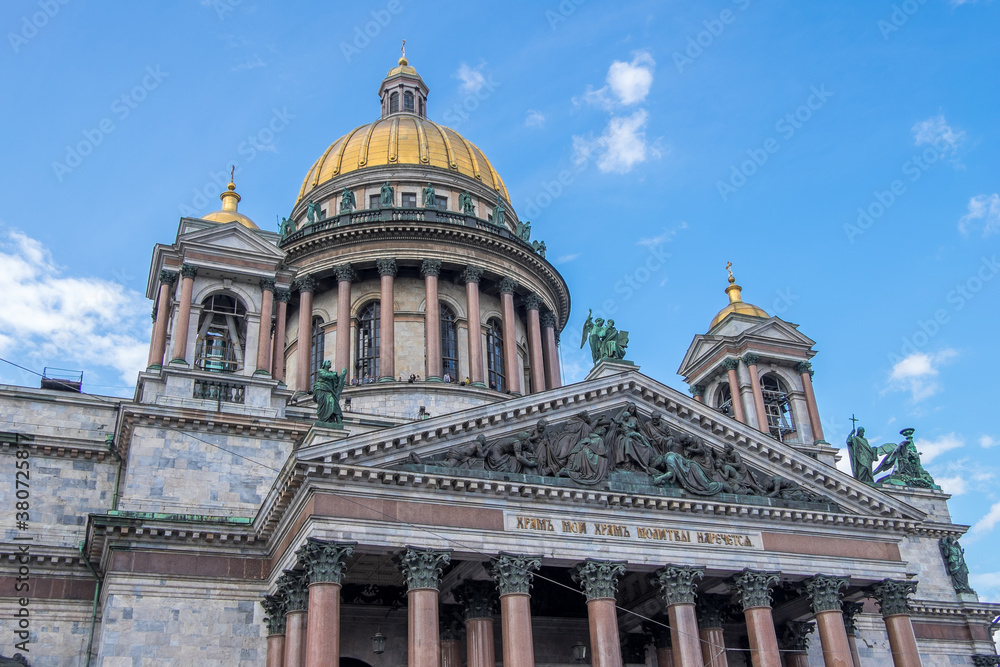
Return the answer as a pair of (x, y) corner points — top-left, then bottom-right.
(677, 265), (834, 461)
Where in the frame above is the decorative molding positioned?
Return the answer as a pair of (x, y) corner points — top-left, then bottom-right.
(420, 259), (442, 278)
(572, 559), (626, 601)
(376, 258), (397, 277)
(159, 269), (178, 285)
(696, 594), (731, 629)
(260, 592), (287, 636)
(803, 575), (848, 613)
(841, 600), (863, 636)
(462, 266), (484, 284)
(275, 288), (292, 303)
(721, 358), (740, 372)
(259, 277), (276, 292)
(540, 311), (557, 329)
(395, 547), (450, 591)
(488, 552), (541, 596)
(689, 384), (705, 397)
(333, 263), (356, 282)
(523, 294), (544, 311)
(296, 538), (356, 584)
(277, 569), (310, 612)
(727, 569), (779, 610)
(651, 564), (705, 606)
(778, 621), (815, 652)
(972, 656), (1000, 667)
(869, 579), (918, 617)
(497, 276), (518, 295)
(294, 275), (316, 293)
(454, 580), (497, 620)
(795, 361), (815, 378)
(742, 353), (760, 366)
(180, 264), (199, 279)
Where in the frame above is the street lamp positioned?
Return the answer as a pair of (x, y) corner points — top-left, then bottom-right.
(572, 640), (588, 662)
(371, 631), (386, 655)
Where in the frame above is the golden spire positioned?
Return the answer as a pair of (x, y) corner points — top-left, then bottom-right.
(399, 38), (408, 66)
(220, 165), (241, 213)
(725, 261), (744, 304)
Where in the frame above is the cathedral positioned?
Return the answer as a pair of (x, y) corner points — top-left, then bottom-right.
(2, 53), (998, 667)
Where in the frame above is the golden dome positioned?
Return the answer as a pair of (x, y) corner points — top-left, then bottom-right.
(201, 179), (259, 230)
(709, 263), (768, 329)
(297, 116), (510, 205)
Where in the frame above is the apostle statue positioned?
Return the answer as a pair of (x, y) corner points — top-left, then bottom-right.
(516, 220), (532, 241)
(580, 310), (629, 364)
(279, 216), (295, 240)
(422, 183), (437, 208)
(459, 191), (475, 215)
(313, 361), (348, 428)
(340, 188), (356, 213)
(845, 425), (892, 486)
(873, 428), (939, 489)
(379, 182), (394, 207)
(490, 194), (506, 228)
(939, 536), (975, 594)
(306, 199), (321, 224)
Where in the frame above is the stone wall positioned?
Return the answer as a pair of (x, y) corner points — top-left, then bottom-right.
(0, 598), (95, 667)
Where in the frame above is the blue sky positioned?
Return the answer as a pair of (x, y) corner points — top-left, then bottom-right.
(1, 1), (999, 600)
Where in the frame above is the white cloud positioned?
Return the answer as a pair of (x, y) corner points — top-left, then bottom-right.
(970, 572), (1000, 603)
(935, 475), (967, 495)
(638, 222), (688, 247)
(607, 52), (656, 105)
(886, 349), (957, 401)
(524, 110), (546, 128)
(980, 435), (998, 448)
(970, 500), (1000, 539)
(573, 110), (659, 174)
(0, 229), (149, 385)
(455, 63), (487, 95)
(913, 432), (964, 463)
(835, 449), (853, 475)
(911, 114), (964, 152)
(231, 55), (265, 72)
(555, 253), (581, 264)
(958, 193), (1000, 237)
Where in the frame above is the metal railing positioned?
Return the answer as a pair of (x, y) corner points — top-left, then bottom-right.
(193, 379), (246, 404)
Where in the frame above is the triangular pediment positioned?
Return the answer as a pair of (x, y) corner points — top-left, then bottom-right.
(678, 317), (816, 378)
(177, 218), (286, 260)
(297, 370), (926, 524)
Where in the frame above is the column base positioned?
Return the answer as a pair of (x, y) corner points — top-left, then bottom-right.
(146, 364), (162, 371)
(378, 376), (396, 383)
(471, 382), (487, 388)
(168, 358), (189, 365)
(253, 369), (272, 377)
(814, 439), (831, 445)
(425, 376), (443, 382)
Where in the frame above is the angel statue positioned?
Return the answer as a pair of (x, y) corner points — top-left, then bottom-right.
(313, 361), (348, 428)
(580, 309), (630, 365)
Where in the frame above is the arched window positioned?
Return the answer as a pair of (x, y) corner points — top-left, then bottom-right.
(714, 383), (733, 417)
(310, 316), (325, 390)
(404, 91), (414, 112)
(486, 318), (505, 391)
(389, 92), (399, 113)
(440, 304), (458, 381)
(195, 294), (247, 374)
(761, 373), (795, 441)
(418, 97), (424, 116)
(356, 301), (380, 382)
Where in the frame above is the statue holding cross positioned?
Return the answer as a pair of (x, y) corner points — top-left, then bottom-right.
(845, 414), (893, 486)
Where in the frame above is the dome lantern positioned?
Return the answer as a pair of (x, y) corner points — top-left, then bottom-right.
(379, 40), (429, 119)
(709, 261), (768, 329)
(200, 167), (259, 229)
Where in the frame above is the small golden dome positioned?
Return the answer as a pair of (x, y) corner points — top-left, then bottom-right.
(297, 117), (510, 205)
(201, 178), (259, 229)
(709, 262), (768, 329)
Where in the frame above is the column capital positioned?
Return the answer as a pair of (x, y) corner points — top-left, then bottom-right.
(454, 580), (498, 620)
(972, 656), (1000, 667)
(721, 357), (740, 372)
(645, 618), (671, 649)
(689, 384), (705, 397)
(333, 262), (356, 282)
(151, 306), (157, 322)
(869, 579), (917, 617)
(497, 276), (518, 294)
(778, 620), (815, 652)
(802, 574), (849, 613)
(696, 593), (731, 628)
(259, 277), (276, 292)
(276, 569), (310, 612)
(376, 258), (397, 277)
(841, 600), (863, 636)
(159, 269), (178, 285)
(275, 288), (292, 303)
(296, 538), (356, 585)
(440, 604), (465, 641)
(180, 263), (198, 279)
(294, 275), (316, 293)
(540, 311), (557, 329)
(571, 559), (626, 601)
(726, 568), (779, 610)
(796, 360), (814, 377)
(395, 546), (451, 591)
(260, 592), (288, 636)
(523, 293), (544, 311)
(462, 265), (484, 284)
(488, 552), (541, 596)
(651, 564), (705, 606)
(742, 352), (760, 366)
(420, 258), (442, 278)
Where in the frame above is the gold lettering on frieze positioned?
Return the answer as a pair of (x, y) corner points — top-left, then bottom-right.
(562, 520), (587, 534)
(594, 523), (631, 538)
(696, 532), (754, 548)
(515, 516), (555, 532)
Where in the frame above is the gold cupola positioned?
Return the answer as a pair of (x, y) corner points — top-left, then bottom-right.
(379, 40), (429, 119)
(201, 172), (259, 229)
(709, 262), (768, 329)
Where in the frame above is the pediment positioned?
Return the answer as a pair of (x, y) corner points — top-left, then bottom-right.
(177, 219), (286, 260)
(678, 317), (816, 378)
(297, 371), (926, 524)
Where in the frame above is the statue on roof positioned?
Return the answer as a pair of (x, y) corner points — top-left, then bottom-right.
(458, 191), (475, 215)
(581, 311), (629, 365)
(873, 428), (939, 489)
(380, 182), (394, 207)
(306, 199), (321, 225)
(516, 221), (531, 241)
(939, 536), (975, 594)
(313, 361), (348, 428)
(531, 240), (546, 258)
(845, 420), (893, 486)
(340, 188), (356, 213)
(279, 216), (295, 240)
(422, 183), (437, 208)
(490, 194), (506, 228)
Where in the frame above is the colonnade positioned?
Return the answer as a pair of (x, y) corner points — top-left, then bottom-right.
(261, 540), (923, 667)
